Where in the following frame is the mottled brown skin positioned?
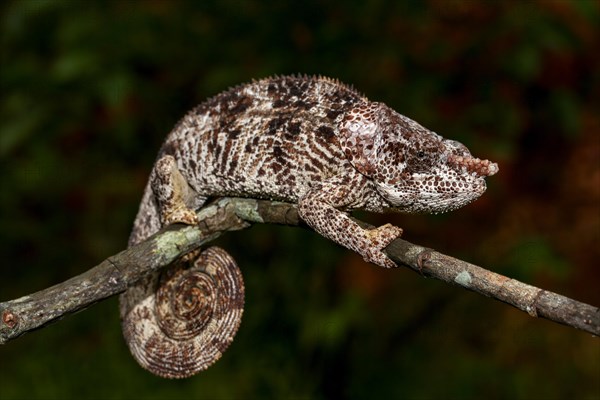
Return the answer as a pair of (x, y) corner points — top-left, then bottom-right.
(120, 75), (498, 378)
(120, 247), (243, 379)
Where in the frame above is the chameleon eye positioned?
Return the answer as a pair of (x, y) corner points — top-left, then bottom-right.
(417, 151), (425, 158)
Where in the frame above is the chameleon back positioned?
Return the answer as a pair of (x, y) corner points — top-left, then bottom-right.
(160, 76), (367, 202)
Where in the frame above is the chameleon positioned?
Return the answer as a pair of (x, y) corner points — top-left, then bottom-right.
(119, 75), (498, 378)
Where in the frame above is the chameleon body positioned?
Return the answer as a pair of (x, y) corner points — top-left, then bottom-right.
(120, 75), (498, 378)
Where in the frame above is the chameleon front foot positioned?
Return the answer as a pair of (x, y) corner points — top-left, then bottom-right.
(363, 223), (403, 268)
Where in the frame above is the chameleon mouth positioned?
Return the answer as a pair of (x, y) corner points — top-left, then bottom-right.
(448, 155), (499, 178)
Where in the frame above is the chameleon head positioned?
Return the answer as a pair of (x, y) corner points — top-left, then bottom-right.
(338, 102), (498, 214)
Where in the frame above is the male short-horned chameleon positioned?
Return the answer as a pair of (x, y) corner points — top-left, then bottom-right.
(119, 75), (498, 378)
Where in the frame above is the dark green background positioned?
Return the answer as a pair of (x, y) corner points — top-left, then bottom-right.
(1, 1), (598, 399)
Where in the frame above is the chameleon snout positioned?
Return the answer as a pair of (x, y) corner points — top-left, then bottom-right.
(448, 154), (499, 177)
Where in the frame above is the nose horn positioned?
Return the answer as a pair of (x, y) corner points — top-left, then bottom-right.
(448, 155), (499, 177)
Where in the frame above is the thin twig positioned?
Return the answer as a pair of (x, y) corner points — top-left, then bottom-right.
(0, 198), (598, 345)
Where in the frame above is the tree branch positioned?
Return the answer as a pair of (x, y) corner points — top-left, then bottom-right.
(1, 198), (598, 345)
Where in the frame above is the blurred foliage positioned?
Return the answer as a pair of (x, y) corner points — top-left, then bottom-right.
(0, 0), (599, 399)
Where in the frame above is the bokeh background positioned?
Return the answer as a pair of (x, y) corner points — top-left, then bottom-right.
(1, 1), (598, 399)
